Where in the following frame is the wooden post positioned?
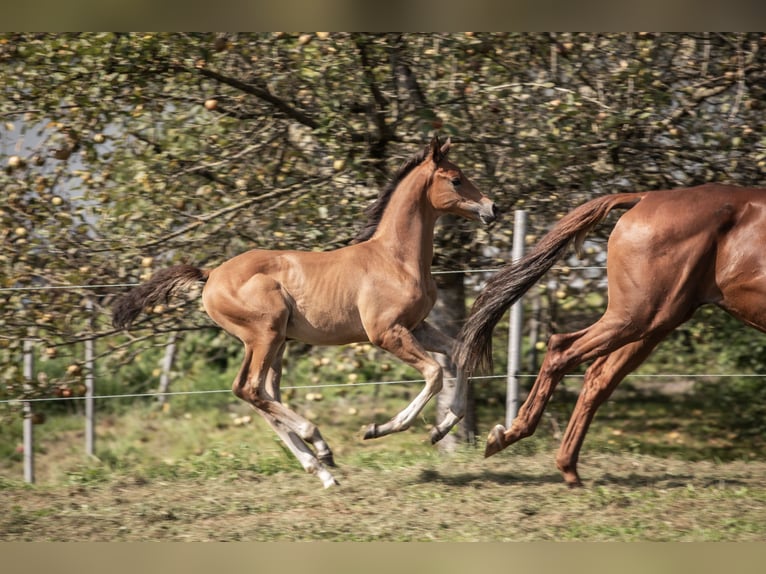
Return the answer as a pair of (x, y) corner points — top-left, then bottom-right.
(506, 210), (526, 427)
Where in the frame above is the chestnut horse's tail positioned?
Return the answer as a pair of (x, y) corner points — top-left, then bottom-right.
(456, 192), (646, 375)
(112, 264), (209, 329)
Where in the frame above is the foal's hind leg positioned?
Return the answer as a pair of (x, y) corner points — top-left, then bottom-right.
(235, 342), (337, 487)
(254, 411), (338, 487)
(262, 341), (336, 467)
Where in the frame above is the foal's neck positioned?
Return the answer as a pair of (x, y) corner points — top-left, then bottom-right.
(372, 169), (437, 276)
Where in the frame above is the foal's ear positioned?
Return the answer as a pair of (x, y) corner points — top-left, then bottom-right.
(440, 137), (452, 157)
(429, 135), (451, 163)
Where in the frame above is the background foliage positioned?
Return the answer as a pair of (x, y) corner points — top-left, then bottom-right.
(2, 33), (766, 433)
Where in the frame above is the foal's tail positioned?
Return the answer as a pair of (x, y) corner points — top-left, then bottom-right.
(455, 192), (646, 375)
(112, 264), (209, 329)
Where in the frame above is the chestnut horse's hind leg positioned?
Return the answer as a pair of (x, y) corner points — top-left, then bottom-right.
(555, 334), (667, 486)
(484, 314), (643, 460)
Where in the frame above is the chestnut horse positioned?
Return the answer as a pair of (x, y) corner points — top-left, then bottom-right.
(455, 183), (766, 487)
(113, 137), (497, 487)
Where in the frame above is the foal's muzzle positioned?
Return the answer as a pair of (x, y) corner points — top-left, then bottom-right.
(480, 202), (499, 225)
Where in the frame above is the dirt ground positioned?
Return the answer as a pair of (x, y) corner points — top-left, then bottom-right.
(3, 448), (765, 541)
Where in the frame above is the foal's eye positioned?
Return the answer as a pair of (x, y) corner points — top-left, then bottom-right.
(451, 177), (462, 187)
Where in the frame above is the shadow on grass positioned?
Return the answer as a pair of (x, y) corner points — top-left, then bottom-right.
(542, 381), (766, 463)
(413, 467), (562, 487)
(593, 473), (750, 488)
(414, 467), (750, 490)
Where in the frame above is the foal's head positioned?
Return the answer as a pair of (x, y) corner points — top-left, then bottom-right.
(424, 137), (498, 225)
(352, 137), (498, 244)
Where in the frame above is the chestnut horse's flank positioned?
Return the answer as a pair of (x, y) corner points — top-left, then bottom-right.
(456, 183), (766, 487)
(113, 137), (497, 487)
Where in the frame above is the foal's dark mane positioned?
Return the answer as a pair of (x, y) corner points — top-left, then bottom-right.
(351, 145), (431, 244)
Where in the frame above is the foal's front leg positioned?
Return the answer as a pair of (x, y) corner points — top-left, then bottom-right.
(408, 321), (469, 444)
(363, 323), (444, 439)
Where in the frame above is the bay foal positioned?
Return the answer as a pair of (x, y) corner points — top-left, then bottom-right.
(113, 137), (497, 487)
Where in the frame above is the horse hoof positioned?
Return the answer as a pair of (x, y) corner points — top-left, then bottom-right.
(430, 427), (445, 444)
(363, 423), (378, 440)
(564, 475), (583, 489)
(484, 424), (506, 458)
(319, 453), (337, 467)
(318, 471), (339, 488)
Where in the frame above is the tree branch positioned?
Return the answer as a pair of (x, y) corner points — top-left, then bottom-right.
(353, 34), (396, 175)
(129, 130), (235, 188)
(190, 65), (320, 129)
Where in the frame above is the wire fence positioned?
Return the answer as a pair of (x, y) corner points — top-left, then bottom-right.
(0, 374), (501, 405)
(5, 371), (762, 408)
(0, 283), (142, 292)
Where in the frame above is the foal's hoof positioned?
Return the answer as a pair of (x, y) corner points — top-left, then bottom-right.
(319, 452), (337, 467)
(429, 426), (446, 444)
(484, 424), (506, 458)
(363, 423), (378, 440)
(317, 469), (339, 489)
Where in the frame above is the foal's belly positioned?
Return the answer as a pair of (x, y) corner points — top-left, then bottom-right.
(285, 311), (370, 346)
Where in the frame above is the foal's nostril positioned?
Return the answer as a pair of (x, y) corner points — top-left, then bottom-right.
(491, 203), (499, 217)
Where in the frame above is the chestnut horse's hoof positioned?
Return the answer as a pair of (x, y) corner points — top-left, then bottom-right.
(562, 472), (583, 488)
(484, 424), (506, 458)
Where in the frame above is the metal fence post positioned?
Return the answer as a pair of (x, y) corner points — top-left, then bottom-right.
(23, 337), (35, 483)
(84, 298), (95, 457)
(506, 210), (526, 427)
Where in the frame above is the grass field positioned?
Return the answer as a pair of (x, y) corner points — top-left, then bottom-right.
(2, 376), (766, 541)
(3, 443), (766, 541)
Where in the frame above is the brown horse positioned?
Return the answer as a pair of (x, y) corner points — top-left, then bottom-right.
(113, 137), (497, 487)
(455, 183), (766, 487)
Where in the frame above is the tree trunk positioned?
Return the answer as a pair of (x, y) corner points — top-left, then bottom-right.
(157, 332), (178, 406)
